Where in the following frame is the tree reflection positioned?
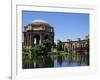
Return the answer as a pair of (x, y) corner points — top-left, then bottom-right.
(22, 51), (89, 69)
(32, 56), (54, 68)
(57, 55), (63, 66)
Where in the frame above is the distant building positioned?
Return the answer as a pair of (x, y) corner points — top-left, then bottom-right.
(22, 20), (54, 48)
(63, 38), (89, 53)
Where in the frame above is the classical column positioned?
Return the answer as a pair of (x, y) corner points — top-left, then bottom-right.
(39, 33), (43, 44)
(29, 31), (32, 48)
(28, 32), (30, 47)
(26, 32), (28, 47)
(39, 34), (41, 45)
(25, 32), (27, 47)
(23, 32), (26, 47)
(27, 32), (29, 48)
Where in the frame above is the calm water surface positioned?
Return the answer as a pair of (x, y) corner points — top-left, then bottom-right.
(22, 52), (89, 69)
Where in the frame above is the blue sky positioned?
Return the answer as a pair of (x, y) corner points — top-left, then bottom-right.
(22, 11), (89, 42)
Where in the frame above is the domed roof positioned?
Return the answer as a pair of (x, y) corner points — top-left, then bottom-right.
(32, 19), (48, 23)
(23, 19), (54, 32)
(31, 19), (51, 27)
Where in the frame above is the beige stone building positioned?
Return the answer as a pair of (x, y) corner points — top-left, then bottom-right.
(63, 38), (89, 53)
(22, 20), (54, 48)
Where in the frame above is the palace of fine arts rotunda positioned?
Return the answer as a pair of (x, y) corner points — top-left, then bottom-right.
(22, 20), (54, 48)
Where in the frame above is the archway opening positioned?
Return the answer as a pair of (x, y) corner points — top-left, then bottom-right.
(45, 35), (49, 40)
(33, 34), (40, 45)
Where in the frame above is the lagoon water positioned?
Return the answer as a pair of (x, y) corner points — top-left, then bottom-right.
(22, 52), (89, 69)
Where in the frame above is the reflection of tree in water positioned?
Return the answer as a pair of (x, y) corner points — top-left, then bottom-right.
(22, 54), (33, 69)
(57, 55), (63, 66)
(66, 53), (73, 64)
(22, 51), (89, 69)
(32, 56), (54, 68)
(72, 52), (89, 66)
(76, 53), (82, 66)
(83, 52), (89, 65)
(62, 52), (89, 66)
(43, 56), (54, 67)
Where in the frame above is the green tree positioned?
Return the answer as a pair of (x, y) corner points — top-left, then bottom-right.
(30, 45), (44, 55)
(85, 35), (89, 51)
(42, 40), (53, 52)
(57, 40), (63, 51)
(53, 42), (57, 48)
(22, 48), (30, 53)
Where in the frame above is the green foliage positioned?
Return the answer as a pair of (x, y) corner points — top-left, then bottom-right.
(30, 45), (45, 55)
(22, 40), (53, 56)
(48, 51), (67, 56)
(42, 40), (53, 52)
(85, 35), (89, 51)
(57, 40), (63, 51)
(48, 52), (59, 55)
(53, 42), (57, 48)
(22, 48), (30, 53)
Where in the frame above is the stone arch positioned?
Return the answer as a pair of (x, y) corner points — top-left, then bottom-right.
(44, 34), (49, 40)
(33, 34), (40, 45)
